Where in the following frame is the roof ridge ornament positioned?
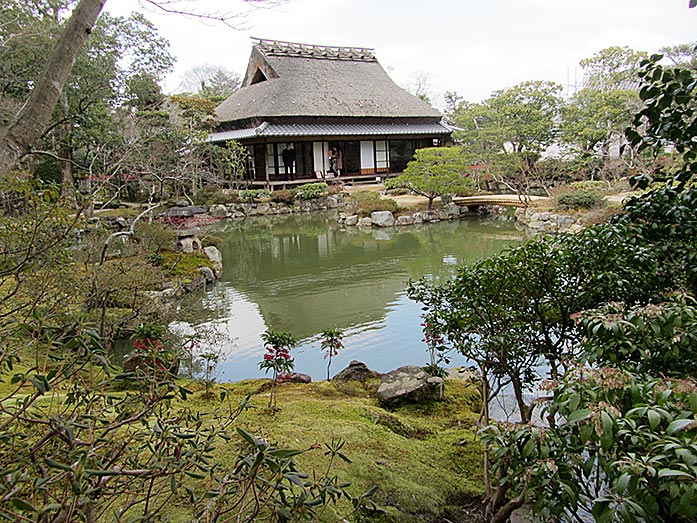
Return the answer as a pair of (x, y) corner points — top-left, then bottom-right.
(251, 37), (377, 62)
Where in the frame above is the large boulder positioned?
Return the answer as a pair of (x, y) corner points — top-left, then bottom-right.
(345, 214), (359, 226)
(198, 266), (216, 283)
(333, 360), (383, 382)
(280, 372), (312, 384)
(204, 246), (223, 276)
(438, 203), (460, 220)
(397, 215), (414, 226)
(377, 365), (444, 407)
(371, 211), (395, 227)
(422, 210), (440, 223)
(209, 204), (228, 218)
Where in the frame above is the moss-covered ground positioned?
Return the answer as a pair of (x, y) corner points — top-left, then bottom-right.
(178, 377), (486, 522)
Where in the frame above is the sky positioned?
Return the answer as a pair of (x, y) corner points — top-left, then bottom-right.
(106, 0), (696, 109)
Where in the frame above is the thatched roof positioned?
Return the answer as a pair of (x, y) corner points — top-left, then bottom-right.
(215, 38), (442, 123)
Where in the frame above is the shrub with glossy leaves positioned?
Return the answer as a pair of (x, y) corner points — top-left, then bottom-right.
(483, 367), (697, 523)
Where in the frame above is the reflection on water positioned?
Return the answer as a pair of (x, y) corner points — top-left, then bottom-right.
(184, 212), (523, 381)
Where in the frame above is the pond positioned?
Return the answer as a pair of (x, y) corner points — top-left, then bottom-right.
(180, 211), (524, 382)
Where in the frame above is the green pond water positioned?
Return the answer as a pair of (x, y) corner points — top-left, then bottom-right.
(181, 211), (524, 382)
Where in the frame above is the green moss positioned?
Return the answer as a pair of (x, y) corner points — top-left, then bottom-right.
(161, 251), (213, 279)
(191, 378), (485, 522)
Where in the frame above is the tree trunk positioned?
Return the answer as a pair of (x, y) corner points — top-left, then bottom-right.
(511, 376), (531, 424)
(0, 0), (106, 179)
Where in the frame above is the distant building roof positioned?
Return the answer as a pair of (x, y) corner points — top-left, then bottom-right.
(208, 121), (452, 142)
(215, 38), (442, 123)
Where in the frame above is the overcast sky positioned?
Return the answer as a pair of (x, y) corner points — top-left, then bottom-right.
(107, 0), (696, 108)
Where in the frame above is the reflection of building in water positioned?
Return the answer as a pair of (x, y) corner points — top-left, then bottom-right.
(213, 214), (523, 341)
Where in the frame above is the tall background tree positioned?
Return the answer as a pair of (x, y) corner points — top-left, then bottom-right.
(177, 63), (241, 100)
(448, 80), (563, 195)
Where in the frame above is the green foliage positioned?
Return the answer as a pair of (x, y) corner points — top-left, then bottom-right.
(409, 181), (695, 425)
(134, 221), (176, 253)
(449, 82), (563, 195)
(192, 185), (238, 206)
(581, 298), (697, 377)
(555, 189), (606, 210)
(161, 251), (213, 279)
(240, 189), (271, 203)
(579, 46), (648, 91)
(483, 368), (697, 522)
(559, 88), (639, 159)
(385, 187), (409, 196)
(660, 42), (697, 70)
(486, 80), (563, 153)
(626, 54), (697, 190)
(290, 182), (328, 200)
(210, 140), (250, 185)
(617, 187), (697, 293)
(351, 190), (382, 205)
(387, 147), (473, 209)
(445, 53), (697, 521)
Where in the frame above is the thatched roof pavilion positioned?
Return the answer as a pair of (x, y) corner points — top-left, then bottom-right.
(211, 38), (452, 188)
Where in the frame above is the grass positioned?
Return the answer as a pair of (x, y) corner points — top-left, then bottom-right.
(181, 377), (485, 522)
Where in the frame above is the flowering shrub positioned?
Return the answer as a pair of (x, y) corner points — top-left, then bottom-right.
(130, 323), (177, 374)
(320, 328), (344, 381)
(258, 330), (296, 408)
(133, 323), (166, 352)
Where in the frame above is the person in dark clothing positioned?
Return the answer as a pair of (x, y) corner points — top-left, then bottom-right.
(328, 146), (338, 177)
(282, 143), (296, 179)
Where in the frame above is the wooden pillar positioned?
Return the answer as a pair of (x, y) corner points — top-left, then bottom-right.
(264, 138), (270, 191)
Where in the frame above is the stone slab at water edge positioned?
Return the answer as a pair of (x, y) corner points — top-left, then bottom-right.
(377, 365), (444, 407)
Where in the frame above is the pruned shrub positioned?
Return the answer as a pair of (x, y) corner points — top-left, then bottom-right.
(239, 189), (271, 203)
(350, 190), (399, 215)
(351, 190), (381, 204)
(134, 222), (176, 254)
(357, 197), (398, 216)
(290, 182), (327, 200)
(270, 189), (293, 204)
(555, 189), (605, 210)
(192, 186), (238, 206)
